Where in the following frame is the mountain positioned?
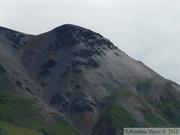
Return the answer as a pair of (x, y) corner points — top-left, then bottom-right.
(0, 24), (180, 135)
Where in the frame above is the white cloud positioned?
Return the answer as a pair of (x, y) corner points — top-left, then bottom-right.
(145, 46), (180, 83)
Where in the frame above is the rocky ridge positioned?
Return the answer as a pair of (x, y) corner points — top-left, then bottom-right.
(0, 24), (180, 135)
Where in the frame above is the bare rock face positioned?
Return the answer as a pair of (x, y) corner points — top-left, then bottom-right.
(21, 25), (159, 132)
(0, 24), (180, 134)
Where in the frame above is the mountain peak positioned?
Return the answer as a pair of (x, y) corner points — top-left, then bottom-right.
(53, 24), (85, 31)
(1, 24), (180, 134)
(53, 24), (95, 34)
(51, 24), (116, 52)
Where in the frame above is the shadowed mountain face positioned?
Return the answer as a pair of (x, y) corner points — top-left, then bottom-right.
(0, 24), (180, 135)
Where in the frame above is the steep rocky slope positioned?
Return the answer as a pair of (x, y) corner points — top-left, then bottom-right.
(0, 24), (180, 135)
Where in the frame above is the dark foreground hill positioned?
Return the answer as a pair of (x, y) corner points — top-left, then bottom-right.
(0, 24), (180, 135)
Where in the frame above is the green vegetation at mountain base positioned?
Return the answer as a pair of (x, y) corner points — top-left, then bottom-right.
(158, 97), (180, 126)
(140, 104), (169, 127)
(108, 102), (138, 134)
(145, 96), (180, 127)
(93, 102), (138, 135)
(0, 92), (79, 135)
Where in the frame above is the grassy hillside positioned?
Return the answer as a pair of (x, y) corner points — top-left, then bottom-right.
(93, 102), (138, 135)
(157, 97), (180, 126)
(0, 92), (80, 135)
(92, 89), (177, 135)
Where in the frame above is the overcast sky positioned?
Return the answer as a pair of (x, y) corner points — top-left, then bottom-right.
(0, 0), (180, 84)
